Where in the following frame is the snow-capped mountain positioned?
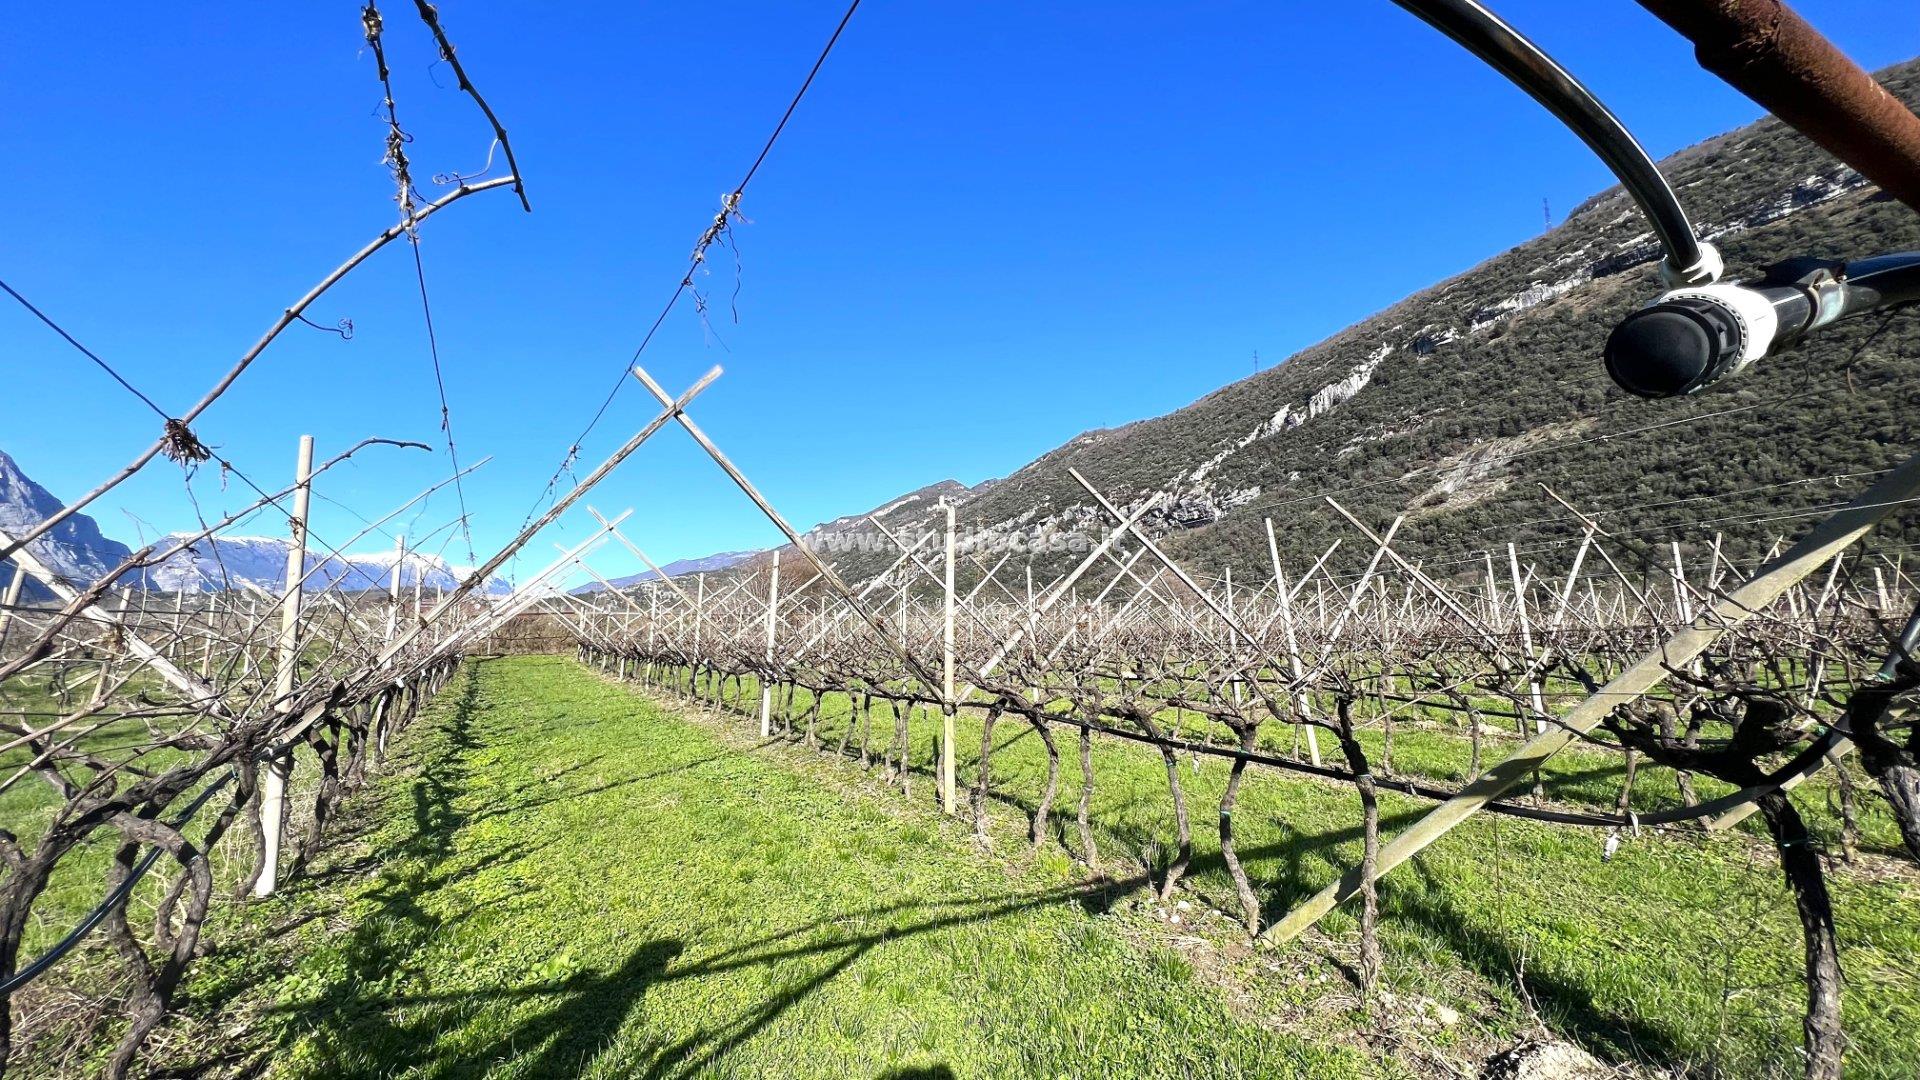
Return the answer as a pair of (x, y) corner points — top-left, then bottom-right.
(0, 450), (134, 601)
(145, 536), (512, 596)
(571, 549), (763, 594)
(338, 548), (512, 595)
(0, 448), (510, 598)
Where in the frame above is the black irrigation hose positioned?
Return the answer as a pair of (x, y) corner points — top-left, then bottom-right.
(0, 771), (234, 996)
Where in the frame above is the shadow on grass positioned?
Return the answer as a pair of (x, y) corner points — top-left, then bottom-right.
(180, 663), (531, 1061)
(192, 661), (1692, 1078)
(232, 671), (1160, 1074)
(430, 938), (686, 1077)
(655, 678), (1702, 1074)
(1393, 857), (1691, 1066)
(266, 873), (1153, 1079)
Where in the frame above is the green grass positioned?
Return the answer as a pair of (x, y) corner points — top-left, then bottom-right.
(661, 664), (1920, 1079)
(0, 669), (235, 946)
(0, 667), (322, 961)
(178, 656), (1373, 1078)
(0, 662), (348, 1079)
(15, 654), (1918, 1077)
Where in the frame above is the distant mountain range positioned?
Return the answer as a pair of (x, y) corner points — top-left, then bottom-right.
(144, 534), (510, 596)
(0, 449), (510, 599)
(569, 549), (763, 595)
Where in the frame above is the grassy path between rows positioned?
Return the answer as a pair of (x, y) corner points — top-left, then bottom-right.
(688, 665), (1920, 1079)
(183, 656), (1375, 1078)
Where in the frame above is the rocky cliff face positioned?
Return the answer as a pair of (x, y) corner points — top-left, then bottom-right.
(0, 450), (133, 601)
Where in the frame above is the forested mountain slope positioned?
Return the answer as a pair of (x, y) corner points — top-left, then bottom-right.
(778, 57), (1920, 588)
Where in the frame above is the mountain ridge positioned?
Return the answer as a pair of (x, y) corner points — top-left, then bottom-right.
(570, 549), (765, 594)
(744, 56), (1920, 588)
(0, 450), (135, 601)
(0, 450), (510, 598)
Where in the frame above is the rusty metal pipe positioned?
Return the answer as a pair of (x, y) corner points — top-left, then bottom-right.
(1635, 0), (1920, 213)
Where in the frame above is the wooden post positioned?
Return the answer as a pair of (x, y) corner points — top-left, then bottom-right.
(940, 500), (958, 815)
(255, 433), (313, 898)
(760, 550), (780, 737)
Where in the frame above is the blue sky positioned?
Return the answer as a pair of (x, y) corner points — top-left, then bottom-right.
(2, 1), (1913, 586)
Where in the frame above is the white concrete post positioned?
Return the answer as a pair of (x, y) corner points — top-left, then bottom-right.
(1265, 518), (1321, 767)
(385, 532), (406, 642)
(1225, 566), (1246, 712)
(940, 500), (957, 815)
(759, 550), (780, 737)
(694, 572), (706, 699)
(1508, 543), (1547, 733)
(255, 433), (313, 898)
(0, 560), (26, 654)
(167, 591), (186, 662)
(647, 583), (659, 685)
